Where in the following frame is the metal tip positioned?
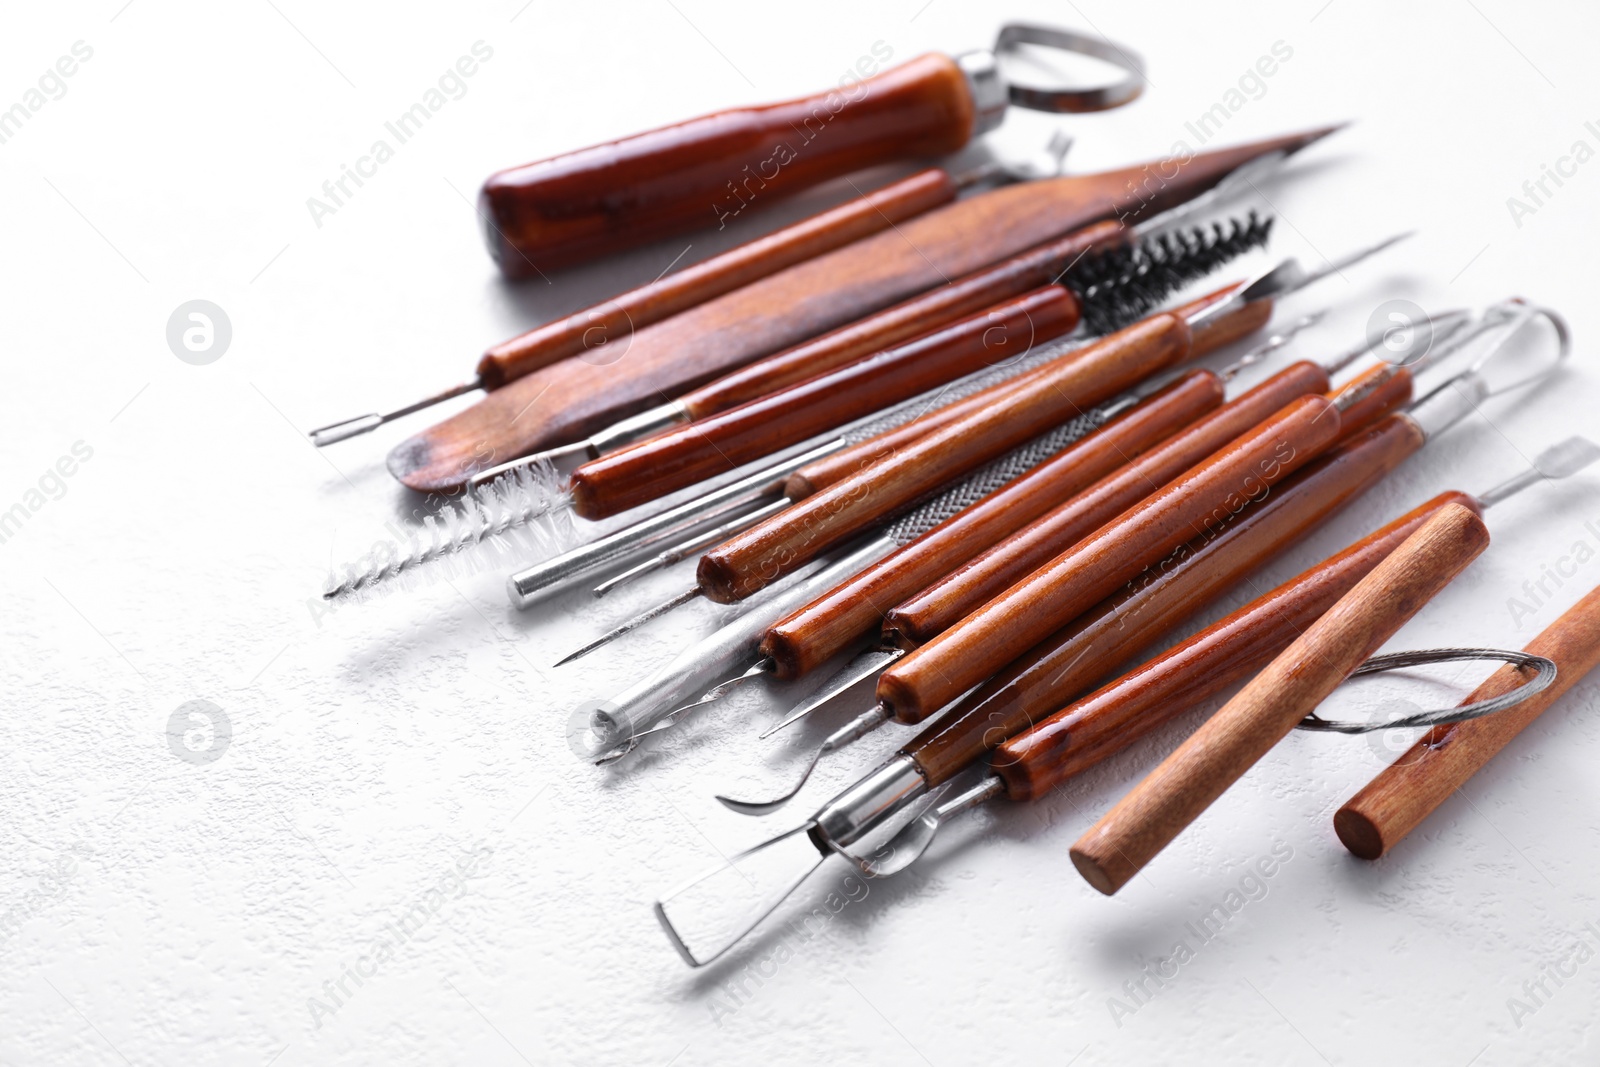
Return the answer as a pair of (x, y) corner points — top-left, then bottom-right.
(718, 705), (892, 818)
(308, 379), (481, 447)
(552, 586), (702, 666)
(1537, 436), (1600, 479)
(758, 648), (903, 739)
(470, 440), (595, 489)
(858, 775), (1005, 878)
(652, 823), (828, 967)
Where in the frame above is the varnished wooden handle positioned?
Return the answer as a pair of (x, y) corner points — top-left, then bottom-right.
(784, 281), (1247, 500)
(393, 130), (1334, 491)
(878, 393), (1345, 723)
(882, 360), (1333, 651)
(476, 169), (957, 386)
(480, 54), (976, 275)
(1336, 582), (1600, 859)
(681, 220), (1126, 419)
(569, 287), (1081, 519)
(757, 371), (1225, 679)
(696, 313), (1197, 603)
(914, 416), (1434, 788)
(1071, 503), (1491, 895)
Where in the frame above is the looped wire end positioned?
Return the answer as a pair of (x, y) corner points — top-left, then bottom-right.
(1295, 647), (1558, 734)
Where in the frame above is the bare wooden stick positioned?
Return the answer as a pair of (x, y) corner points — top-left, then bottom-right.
(1336, 582), (1600, 859)
(1070, 503), (1491, 895)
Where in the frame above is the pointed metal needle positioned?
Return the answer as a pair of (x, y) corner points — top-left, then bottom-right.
(309, 378), (482, 446)
(717, 705), (891, 816)
(552, 586), (703, 666)
(759, 647), (904, 740)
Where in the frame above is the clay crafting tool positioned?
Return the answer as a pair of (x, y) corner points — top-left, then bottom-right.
(568, 237), (1403, 657)
(720, 300), (1566, 813)
(480, 24), (1147, 273)
(389, 127), (1340, 493)
(653, 429), (1593, 964)
(1336, 580), (1600, 859)
(561, 215), (1272, 520)
(565, 412), (1140, 763)
(1070, 504), (1491, 894)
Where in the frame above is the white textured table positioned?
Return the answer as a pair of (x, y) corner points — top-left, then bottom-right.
(3, 1), (1598, 1063)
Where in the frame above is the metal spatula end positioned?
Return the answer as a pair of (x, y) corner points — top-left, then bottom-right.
(1535, 436), (1600, 480)
(652, 823), (830, 968)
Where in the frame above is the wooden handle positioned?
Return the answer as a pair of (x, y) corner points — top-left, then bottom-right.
(480, 54), (976, 275)
(882, 360), (1333, 651)
(757, 371), (1225, 679)
(1071, 503), (1491, 895)
(569, 287), (1081, 519)
(914, 416), (1435, 788)
(878, 393), (1345, 723)
(476, 169), (957, 386)
(392, 130), (1336, 491)
(1336, 582), (1600, 860)
(696, 313), (1197, 603)
(681, 219), (1125, 419)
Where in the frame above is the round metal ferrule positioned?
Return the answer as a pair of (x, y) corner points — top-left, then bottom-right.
(810, 755), (929, 852)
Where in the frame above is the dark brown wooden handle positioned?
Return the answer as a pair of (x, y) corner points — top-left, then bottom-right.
(914, 416), (1435, 788)
(882, 360), (1333, 651)
(696, 313), (1198, 603)
(392, 130), (1334, 492)
(995, 478), (1458, 799)
(757, 371), (1226, 679)
(569, 287), (1081, 519)
(480, 54), (976, 276)
(781, 281), (1247, 500)
(1070, 503), (1491, 896)
(681, 219), (1126, 419)
(1336, 581), (1600, 860)
(878, 392), (1347, 723)
(476, 170), (957, 387)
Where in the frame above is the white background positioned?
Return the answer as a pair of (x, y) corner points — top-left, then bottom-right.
(3, 0), (1599, 1063)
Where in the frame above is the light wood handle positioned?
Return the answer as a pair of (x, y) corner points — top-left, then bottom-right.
(1336, 581), (1600, 859)
(1070, 503), (1491, 895)
(757, 371), (1225, 679)
(392, 130), (1335, 492)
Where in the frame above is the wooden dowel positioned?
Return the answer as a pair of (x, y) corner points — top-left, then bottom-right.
(995, 483), (1458, 800)
(1336, 582), (1600, 859)
(1070, 503), (1491, 896)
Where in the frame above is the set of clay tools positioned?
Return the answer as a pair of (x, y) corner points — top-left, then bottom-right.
(310, 25), (1598, 968)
